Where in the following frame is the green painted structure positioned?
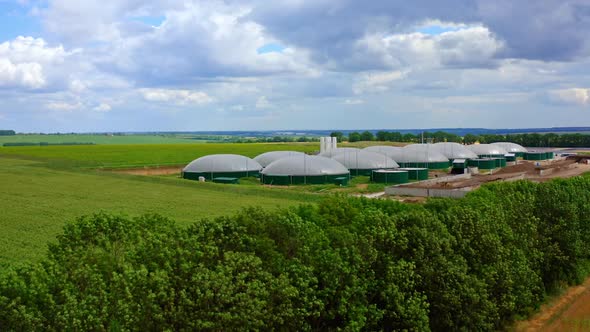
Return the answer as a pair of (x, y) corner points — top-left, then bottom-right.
(398, 168), (429, 181)
(468, 158), (497, 170)
(524, 152), (547, 161)
(183, 170), (259, 181)
(371, 170), (409, 184)
(505, 155), (517, 162)
(398, 161), (451, 170)
(490, 158), (507, 168)
(260, 174), (350, 185)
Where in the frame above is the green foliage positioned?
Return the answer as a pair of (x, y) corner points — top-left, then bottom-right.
(0, 130), (16, 136)
(348, 132), (361, 142)
(3, 177), (590, 330)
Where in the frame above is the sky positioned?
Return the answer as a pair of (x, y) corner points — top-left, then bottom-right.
(0, 0), (589, 132)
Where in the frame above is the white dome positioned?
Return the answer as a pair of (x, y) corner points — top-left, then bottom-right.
(432, 142), (478, 159)
(254, 151), (305, 167)
(332, 150), (399, 170)
(490, 142), (528, 153)
(319, 147), (360, 158)
(400, 144), (450, 163)
(262, 155), (349, 176)
(363, 146), (404, 161)
(183, 154), (262, 173)
(467, 144), (508, 156)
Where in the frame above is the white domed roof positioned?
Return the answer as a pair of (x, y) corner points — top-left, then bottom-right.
(432, 142), (478, 159)
(261, 155), (349, 176)
(400, 144), (450, 163)
(332, 150), (399, 170)
(467, 144), (508, 156)
(254, 151), (305, 167)
(363, 146), (403, 157)
(490, 142), (528, 153)
(319, 147), (360, 158)
(183, 154), (262, 173)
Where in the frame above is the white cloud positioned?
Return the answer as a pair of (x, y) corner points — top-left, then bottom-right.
(255, 96), (271, 109)
(344, 99), (364, 105)
(547, 88), (590, 106)
(353, 70), (408, 94)
(93, 103), (112, 112)
(139, 88), (213, 105)
(46, 101), (82, 111)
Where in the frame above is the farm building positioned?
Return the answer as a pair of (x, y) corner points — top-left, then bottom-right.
(261, 155), (350, 185)
(467, 144), (509, 158)
(182, 154), (262, 181)
(399, 144), (451, 169)
(319, 147), (360, 158)
(254, 151), (305, 167)
(491, 142), (527, 157)
(331, 150), (399, 176)
(432, 142), (478, 160)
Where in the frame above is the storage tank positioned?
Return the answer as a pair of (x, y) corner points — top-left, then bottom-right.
(319, 147), (360, 158)
(182, 154), (262, 180)
(371, 170), (409, 184)
(363, 146), (404, 162)
(432, 142), (478, 160)
(398, 168), (429, 180)
(331, 150), (399, 176)
(400, 144), (451, 169)
(467, 144), (509, 158)
(490, 142), (527, 158)
(467, 158), (497, 170)
(254, 151), (305, 168)
(261, 155), (350, 185)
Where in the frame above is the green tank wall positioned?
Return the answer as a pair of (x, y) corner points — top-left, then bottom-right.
(524, 152), (546, 161)
(371, 171), (409, 184)
(506, 155), (517, 162)
(398, 161), (450, 170)
(477, 154), (505, 159)
(260, 173), (350, 185)
(398, 168), (429, 180)
(468, 159), (496, 169)
(546, 152), (554, 159)
(183, 170), (260, 181)
(349, 168), (396, 176)
(515, 152), (525, 158)
(490, 158), (507, 168)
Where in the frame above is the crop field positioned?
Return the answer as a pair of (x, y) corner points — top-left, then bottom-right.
(0, 142), (319, 168)
(0, 142), (326, 267)
(0, 134), (202, 145)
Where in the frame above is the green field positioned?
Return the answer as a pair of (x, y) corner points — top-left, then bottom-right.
(0, 134), (204, 145)
(0, 142), (319, 168)
(0, 142), (328, 267)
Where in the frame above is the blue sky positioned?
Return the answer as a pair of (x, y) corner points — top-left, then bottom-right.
(0, 0), (589, 132)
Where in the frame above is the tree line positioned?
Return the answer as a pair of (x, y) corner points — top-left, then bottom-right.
(331, 130), (590, 147)
(2, 175), (590, 330)
(0, 130), (16, 136)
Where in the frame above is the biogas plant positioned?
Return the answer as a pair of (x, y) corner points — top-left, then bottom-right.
(180, 136), (587, 197)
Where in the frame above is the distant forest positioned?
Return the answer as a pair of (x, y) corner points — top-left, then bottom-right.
(327, 130), (590, 147)
(0, 130), (15, 136)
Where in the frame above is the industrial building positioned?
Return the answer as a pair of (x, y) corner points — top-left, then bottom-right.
(254, 151), (305, 168)
(182, 154), (262, 181)
(260, 155), (350, 185)
(331, 150), (399, 176)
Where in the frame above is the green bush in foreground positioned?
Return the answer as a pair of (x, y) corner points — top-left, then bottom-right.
(2, 175), (590, 331)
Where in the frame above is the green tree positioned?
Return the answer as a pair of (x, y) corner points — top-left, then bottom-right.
(360, 131), (375, 141)
(348, 132), (361, 142)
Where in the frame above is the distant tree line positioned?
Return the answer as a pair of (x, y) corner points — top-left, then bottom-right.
(3, 176), (590, 330)
(0, 130), (16, 136)
(235, 136), (320, 143)
(2, 142), (96, 147)
(332, 130), (590, 147)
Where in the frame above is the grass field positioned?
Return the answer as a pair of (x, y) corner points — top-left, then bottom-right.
(0, 134), (204, 145)
(0, 156), (320, 267)
(0, 142), (319, 168)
